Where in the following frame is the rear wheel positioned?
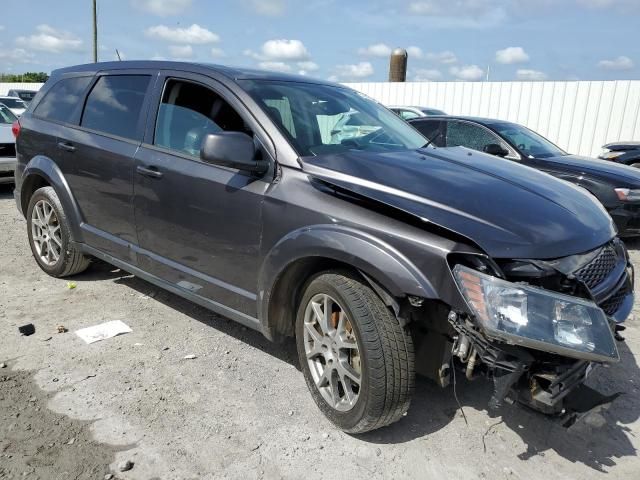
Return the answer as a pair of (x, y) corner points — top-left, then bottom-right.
(296, 272), (415, 433)
(26, 186), (90, 277)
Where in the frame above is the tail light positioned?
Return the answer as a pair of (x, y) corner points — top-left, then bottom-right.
(11, 120), (21, 139)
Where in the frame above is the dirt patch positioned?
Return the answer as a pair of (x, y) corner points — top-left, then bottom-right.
(0, 363), (126, 480)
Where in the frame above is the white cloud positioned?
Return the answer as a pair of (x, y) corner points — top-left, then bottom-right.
(407, 46), (424, 59)
(450, 64), (484, 81)
(330, 62), (374, 81)
(597, 55), (634, 70)
(426, 50), (458, 64)
(258, 61), (292, 73)
(211, 47), (226, 58)
(516, 69), (547, 80)
(413, 68), (442, 81)
(297, 61), (319, 71)
(408, 0), (497, 16)
(132, 0), (191, 16)
(242, 0), (286, 16)
(15, 25), (83, 53)
(168, 45), (193, 58)
(358, 43), (392, 57)
(0, 48), (35, 63)
(495, 46), (529, 64)
(145, 24), (219, 44)
(245, 39), (310, 61)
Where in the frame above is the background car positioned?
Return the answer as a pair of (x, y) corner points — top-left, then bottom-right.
(0, 103), (18, 185)
(0, 96), (27, 116)
(6, 89), (38, 106)
(599, 141), (640, 167)
(409, 115), (640, 237)
(389, 105), (447, 120)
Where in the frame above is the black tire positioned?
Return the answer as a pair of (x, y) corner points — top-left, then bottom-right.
(26, 186), (90, 278)
(295, 271), (415, 433)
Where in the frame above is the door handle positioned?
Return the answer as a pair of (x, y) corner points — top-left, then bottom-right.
(57, 141), (76, 152)
(136, 165), (164, 179)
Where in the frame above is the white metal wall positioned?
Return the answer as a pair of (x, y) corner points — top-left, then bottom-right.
(0, 83), (44, 95)
(345, 81), (640, 158)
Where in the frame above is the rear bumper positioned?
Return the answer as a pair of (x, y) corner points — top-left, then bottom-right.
(0, 157), (16, 184)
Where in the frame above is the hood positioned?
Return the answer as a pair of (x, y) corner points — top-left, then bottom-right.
(604, 141), (640, 152)
(301, 147), (616, 260)
(0, 124), (14, 144)
(543, 154), (640, 185)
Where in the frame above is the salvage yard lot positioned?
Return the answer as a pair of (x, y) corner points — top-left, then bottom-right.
(1, 184), (639, 480)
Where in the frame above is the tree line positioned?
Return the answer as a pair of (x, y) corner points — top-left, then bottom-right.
(0, 72), (49, 83)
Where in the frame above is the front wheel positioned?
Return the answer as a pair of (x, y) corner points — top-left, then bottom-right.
(296, 272), (415, 433)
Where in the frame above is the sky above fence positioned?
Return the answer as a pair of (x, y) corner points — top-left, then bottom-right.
(0, 0), (638, 83)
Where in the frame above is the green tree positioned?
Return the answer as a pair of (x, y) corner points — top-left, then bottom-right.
(0, 72), (49, 83)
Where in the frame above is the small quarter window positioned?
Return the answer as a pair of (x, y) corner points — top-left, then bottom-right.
(33, 76), (92, 124)
(81, 75), (150, 141)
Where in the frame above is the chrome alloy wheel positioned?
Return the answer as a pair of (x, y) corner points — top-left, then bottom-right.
(31, 199), (62, 266)
(303, 293), (362, 411)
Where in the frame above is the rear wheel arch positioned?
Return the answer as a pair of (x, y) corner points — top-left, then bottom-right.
(21, 157), (84, 242)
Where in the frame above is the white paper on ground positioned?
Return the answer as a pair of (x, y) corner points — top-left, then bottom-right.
(75, 320), (132, 344)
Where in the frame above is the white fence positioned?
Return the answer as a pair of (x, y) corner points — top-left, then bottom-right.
(345, 81), (640, 158)
(0, 83), (44, 95)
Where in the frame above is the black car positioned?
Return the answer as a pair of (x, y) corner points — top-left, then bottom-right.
(409, 116), (640, 237)
(7, 89), (39, 106)
(599, 141), (640, 167)
(13, 61), (632, 433)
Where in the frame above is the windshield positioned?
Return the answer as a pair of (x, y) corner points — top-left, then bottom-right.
(0, 104), (18, 124)
(491, 122), (566, 158)
(239, 80), (427, 157)
(0, 98), (26, 109)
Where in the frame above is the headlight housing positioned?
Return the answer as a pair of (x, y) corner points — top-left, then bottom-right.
(599, 150), (624, 160)
(615, 188), (640, 201)
(453, 265), (619, 363)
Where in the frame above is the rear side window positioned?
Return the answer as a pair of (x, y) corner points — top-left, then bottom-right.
(81, 75), (150, 141)
(446, 121), (501, 151)
(33, 77), (91, 124)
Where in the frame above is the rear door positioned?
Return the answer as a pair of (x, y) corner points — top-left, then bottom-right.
(59, 70), (155, 261)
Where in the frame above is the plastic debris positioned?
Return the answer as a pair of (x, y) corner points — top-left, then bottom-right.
(183, 354), (197, 360)
(18, 324), (35, 336)
(67, 281), (77, 289)
(75, 321), (132, 344)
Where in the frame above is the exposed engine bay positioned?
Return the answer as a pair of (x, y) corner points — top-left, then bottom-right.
(413, 238), (633, 426)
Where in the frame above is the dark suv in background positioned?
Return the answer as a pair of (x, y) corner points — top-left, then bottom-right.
(410, 116), (640, 237)
(13, 61), (633, 432)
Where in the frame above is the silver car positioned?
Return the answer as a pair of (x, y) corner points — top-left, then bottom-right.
(0, 103), (18, 184)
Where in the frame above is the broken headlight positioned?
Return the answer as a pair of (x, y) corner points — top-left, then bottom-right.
(453, 265), (619, 363)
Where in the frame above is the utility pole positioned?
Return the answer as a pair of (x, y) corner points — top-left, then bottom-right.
(92, 0), (98, 63)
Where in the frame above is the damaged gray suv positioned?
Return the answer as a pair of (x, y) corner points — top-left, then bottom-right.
(13, 62), (633, 433)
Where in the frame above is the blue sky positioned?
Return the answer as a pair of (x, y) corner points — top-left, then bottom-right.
(0, 0), (638, 82)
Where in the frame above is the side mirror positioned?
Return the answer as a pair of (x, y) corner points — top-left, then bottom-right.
(483, 143), (510, 158)
(200, 132), (269, 174)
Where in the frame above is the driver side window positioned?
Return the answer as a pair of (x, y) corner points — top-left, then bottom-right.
(154, 79), (251, 158)
(445, 121), (507, 153)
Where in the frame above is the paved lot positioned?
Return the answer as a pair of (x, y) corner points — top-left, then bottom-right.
(1, 184), (639, 480)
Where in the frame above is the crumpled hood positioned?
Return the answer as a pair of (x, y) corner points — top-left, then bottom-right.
(544, 154), (640, 185)
(301, 147), (616, 259)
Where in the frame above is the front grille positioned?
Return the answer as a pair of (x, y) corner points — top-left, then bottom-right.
(0, 143), (16, 158)
(574, 244), (617, 289)
(601, 284), (629, 316)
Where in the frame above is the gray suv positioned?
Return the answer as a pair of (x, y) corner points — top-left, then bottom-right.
(13, 61), (633, 432)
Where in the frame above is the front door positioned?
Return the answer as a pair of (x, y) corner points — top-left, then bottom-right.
(133, 72), (273, 318)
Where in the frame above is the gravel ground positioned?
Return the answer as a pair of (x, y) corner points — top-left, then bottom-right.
(1, 183), (639, 480)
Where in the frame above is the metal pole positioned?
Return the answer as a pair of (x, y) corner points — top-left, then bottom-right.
(92, 0), (98, 63)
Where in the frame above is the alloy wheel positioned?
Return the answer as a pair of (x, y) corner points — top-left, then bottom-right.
(303, 293), (362, 411)
(31, 199), (62, 266)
